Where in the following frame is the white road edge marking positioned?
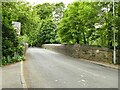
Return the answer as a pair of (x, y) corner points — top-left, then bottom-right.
(20, 61), (27, 88)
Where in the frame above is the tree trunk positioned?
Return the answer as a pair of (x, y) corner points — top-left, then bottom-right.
(83, 32), (86, 44)
(108, 30), (113, 49)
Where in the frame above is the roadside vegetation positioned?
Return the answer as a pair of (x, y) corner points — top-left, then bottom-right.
(2, 1), (120, 65)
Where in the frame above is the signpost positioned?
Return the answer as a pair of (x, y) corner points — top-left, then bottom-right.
(12, 21), (21, 56)
(12, 21), (21, 36)
(113, 0), (116, 64)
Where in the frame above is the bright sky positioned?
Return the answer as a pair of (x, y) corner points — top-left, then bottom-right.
(25, 0), (76, 5)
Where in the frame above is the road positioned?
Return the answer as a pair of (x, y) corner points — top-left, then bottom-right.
(23, 47), (118, 88)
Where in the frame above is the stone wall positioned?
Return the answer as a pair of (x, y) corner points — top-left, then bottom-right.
(42, 44), (118, 63)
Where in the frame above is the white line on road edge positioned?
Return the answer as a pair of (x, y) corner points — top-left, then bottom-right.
(20, 61), (27, 89)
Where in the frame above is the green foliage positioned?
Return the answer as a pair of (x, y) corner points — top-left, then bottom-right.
(57, 1), (120, 49)
(57, 2), (98, 44)
(37, 19), (57, 45)
(2, 1), (120, 65)
(33, 2), (65, 46)
(2, 2), (30, 65)
(2, 2), (16, 59)
(2, 55), (24, 65)
(33, 3), (54, 20)
(18, 34), (29, 43)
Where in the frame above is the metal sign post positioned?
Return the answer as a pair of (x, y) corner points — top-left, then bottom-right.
(113, 0), (116, 64)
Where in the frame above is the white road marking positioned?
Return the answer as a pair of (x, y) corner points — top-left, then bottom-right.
(20, 61), (27, 88)
(81, 79), (85, 82)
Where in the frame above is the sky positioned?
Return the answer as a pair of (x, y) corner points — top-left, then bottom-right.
(25, 0), (76, 5)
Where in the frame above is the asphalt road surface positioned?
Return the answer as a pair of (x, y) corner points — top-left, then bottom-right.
(23, 48), (118, 88)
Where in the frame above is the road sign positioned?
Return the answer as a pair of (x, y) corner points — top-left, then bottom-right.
(12, 21), (21, 36)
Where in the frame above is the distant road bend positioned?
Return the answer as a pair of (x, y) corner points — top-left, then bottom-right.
(23, 48), (118, 88)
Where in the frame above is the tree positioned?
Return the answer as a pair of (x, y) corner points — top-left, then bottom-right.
(33, 2), (65, 45)
(114, 2), (120, 63)
(94, 2), (120, 48)
(37, 19), (57, 45)
(57, 2), (98, 44)
(2, 2), (40, 65)
(15, 2), (40, 46)
(2, 2), (19, 57)
(2, 2), (24, 65)
(33, 3), (54, 20)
